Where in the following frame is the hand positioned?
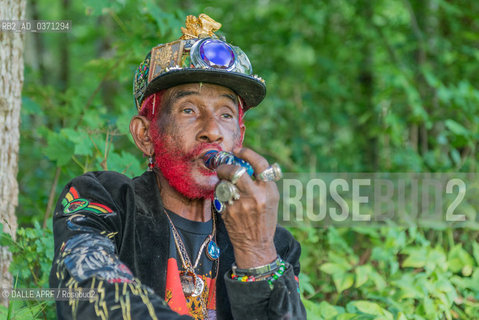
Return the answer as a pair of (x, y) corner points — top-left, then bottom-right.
(215, 147), (279, 269)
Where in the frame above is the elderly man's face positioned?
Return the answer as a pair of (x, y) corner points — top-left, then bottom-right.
(151, 83), (244, 199)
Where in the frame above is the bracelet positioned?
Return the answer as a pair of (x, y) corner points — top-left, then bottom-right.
(231, 271), (274, 282)
(267, 260), (286, 287)
(232, 257), (282, 277)
(230, 259), (287, 288)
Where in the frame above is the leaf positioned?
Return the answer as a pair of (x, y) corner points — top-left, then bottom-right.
(317, 301), (340, 319)
(448, 244), (474, 274)
(333, 272), (354, 294)
(116, 109), (136, 136)
(0, 230), (13, 246)
(425, 247), (448, 273)
(445, 119), (469, 137)
(422, 295), (435, 316)
(21, 96), (43, 115)
(370, 271), (387, 291)
(298, 273), (315, 296)
(328, 251), (356, 269)
(62, 128), (94, 156)
(402, 247), (427, 268)
(335, 314), (358, 320)
(348, 301), (393, 320)
(43, 131), (74, 166)
(302, 299), (324, 319)
(6, 301), (46, 320)
(396, 312), (408, 320)
(106, 151), (143, 177)
(327, 228), (355, 256)
(472, 242), (479, 266)
(320, 263), (347, 275)
(355, 265), (370, 288)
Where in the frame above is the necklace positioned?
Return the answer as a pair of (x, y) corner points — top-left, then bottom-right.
(163, 209), (218, 298)
(154, 170), (220, 319)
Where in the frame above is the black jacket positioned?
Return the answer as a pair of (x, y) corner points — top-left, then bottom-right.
(50, 171), (306, 319)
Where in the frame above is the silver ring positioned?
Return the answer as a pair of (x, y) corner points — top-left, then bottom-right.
(230, 166), (247, 185)
(215, 180), (240, 205)
(257, 163), (283, 182)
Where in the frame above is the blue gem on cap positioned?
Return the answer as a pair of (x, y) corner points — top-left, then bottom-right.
(199, 39), (235, 69)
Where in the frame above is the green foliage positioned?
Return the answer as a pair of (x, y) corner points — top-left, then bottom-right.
(295, 226), (479, 319)
(13, 0), (479, 318)
(0, 221), (55, 319)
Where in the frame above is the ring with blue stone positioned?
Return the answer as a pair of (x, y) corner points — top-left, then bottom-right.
(213, 197), (225, 213)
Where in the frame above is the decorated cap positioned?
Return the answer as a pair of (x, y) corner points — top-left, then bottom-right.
(133, 14), (266, 112)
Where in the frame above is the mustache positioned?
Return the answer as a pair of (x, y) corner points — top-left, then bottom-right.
(186, 142), (223, 160)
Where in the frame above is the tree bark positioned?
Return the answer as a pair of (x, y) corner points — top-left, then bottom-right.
(0, 0), (26, 306)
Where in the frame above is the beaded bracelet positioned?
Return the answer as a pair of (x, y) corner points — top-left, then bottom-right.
(231, 259), (287, 288)
(231, 271), (274, 282)
(267, 260), (286, 287)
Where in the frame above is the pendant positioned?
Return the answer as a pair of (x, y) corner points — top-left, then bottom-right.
(206, 240), (220, 260)
(180, 271), (196, 296)
(180, 271), (205, 297)
(192, 275), (204, 297)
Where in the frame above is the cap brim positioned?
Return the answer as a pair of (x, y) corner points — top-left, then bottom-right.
(143, 68), (266, 109)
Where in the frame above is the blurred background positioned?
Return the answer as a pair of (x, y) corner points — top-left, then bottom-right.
(4, 0), (479, 318)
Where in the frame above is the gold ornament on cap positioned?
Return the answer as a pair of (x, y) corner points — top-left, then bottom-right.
(180, 13), (222, 40)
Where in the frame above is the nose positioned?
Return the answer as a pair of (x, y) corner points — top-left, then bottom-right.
(196, 114), (223, 143)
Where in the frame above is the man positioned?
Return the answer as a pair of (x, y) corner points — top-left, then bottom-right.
(50, 14), (306, 319)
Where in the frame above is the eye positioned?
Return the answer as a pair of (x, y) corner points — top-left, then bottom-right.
(221, 112), (234, 119)
(182, 107), (194, 114)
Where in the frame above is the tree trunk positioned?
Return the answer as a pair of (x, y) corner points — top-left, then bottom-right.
(0, 0), (26, 306)
(99, 14), (118, 110)
(358, 0), (376, 170)
(30, 0), (47, 84)
(59, 0), (70, 91)
(407, 0), (430, 157)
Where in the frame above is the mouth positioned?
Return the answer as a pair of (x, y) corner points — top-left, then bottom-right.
(197, 159), (217, 176)
(197, 158), (211, 169)
(188, 145), (222, 174)
(198, 148), (221, 159)
(198, 150), (220, 175)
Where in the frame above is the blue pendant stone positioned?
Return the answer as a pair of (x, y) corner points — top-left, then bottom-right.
(207, 240), (220, 260)
(214, 198), (224, 213)
(200, 39), (235, 69)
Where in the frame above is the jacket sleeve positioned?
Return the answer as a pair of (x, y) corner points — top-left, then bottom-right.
(49, 172), (191, 320)
(223, 227), (307, 319)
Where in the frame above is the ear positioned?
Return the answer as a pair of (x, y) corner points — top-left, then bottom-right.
(239, 122), (246, 145)
(130, 115), (155, 156)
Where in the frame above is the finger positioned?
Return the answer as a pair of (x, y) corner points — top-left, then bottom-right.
(215, 164), (254, 190)
(233, 148), (270, 178)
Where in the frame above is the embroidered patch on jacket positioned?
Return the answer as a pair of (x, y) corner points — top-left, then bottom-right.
(62, 187), (115, 216)
(62, 233), (134, 284)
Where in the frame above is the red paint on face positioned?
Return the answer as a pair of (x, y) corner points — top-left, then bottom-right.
(152, 131), (223, 199)
(144, 84), (245, 199)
